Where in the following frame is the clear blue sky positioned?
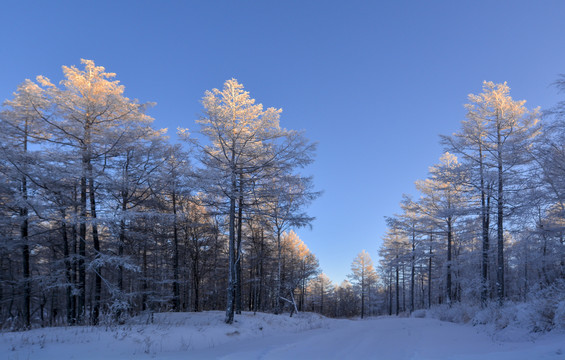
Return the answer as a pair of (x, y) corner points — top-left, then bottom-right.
(2, 1), (565, 284)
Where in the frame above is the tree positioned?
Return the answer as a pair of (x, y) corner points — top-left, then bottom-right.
(31, 59), (154, 324)
(379, 230), (409, 315)
(416, 152), (470, 304)
(386, 196), (425, 313)
(441, 103), (494, 305)
(308, 273), (334, 315)
(335, 280), (357, 317)
(184, 79), (317, 324)
(349, 250), (377, 318)
(0, 80), (49, 328)
(261, 174), (318, 314)
(461, 82), (539, 304)
(280, 230), (319, 315)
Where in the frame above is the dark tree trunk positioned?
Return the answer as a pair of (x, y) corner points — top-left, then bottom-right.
(496, 122), (505, 305)
(20, 119), (31, 329)
(78, 173), (87, 324)
(395, 259), (400, 316)
(428, 232), (433, 309)
(388, 269), (392, 316)
(225, 170), (237, 324)
(410, 228), (415, 313)
(360, 270), (365, 319)
(62, 213), (72, 325)
(447, 217), (452, 304)
(479, 145), (490, 306)
(235, 183), (243, 314)
(172, 189), (180, 311)
(141, 240), (148, 312)
(275, 228), (283, 315)
(192, 234), (200, 312)
(21, 177), (30, 329)
(89, 176), (102, 325)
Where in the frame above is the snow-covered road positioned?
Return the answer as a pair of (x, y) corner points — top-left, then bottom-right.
(188, 317), (563, 360)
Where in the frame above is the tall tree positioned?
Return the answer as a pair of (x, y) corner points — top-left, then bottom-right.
(386, 196), (423, 313)
(349, 250), (377, 318)
(416, 153), (467, 304)
(441, 101), (494, 305)
(0, 80), (49, 328)
(31, 59), (154, 323)
(380, 230), (409, 315)
(462, 82), (539, 304)
(184, 79), (316, 324)
(280, 230), (319, 314)
(308, 273), (334, 315)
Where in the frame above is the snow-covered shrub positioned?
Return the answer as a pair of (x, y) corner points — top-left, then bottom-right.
(426, 302), (480, 324)
(469, 280), (565, 333)
(472, 302), (498, 326)
(554, 300), (565, 330)
(471, 300), (554, 333)
(411, 309), (426, 318)
(524, 279), (565, 332)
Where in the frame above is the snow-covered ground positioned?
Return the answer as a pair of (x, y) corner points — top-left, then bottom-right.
(1, 311), (563, 359)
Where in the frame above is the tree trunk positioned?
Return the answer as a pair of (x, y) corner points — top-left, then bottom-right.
(388, 267), (393, 316)
(78, 172), (87, 324)
(62, 212), (72, 326)
(21, 176), (30, 329)
(116, 189), (127, 321)
(71, 186), (78, 324)
(235, 182), (243, 314)
(479, 144), (490, 306)
(447, 217), (452, 304)
(225, 170), (237, 324)
(89, 176), (102, 325)
(275, 227), (282, 314)
(172, 189), (180, 311)
(20, 126), (31, 329)
(496, 122), (505, 305)
(395, 259), (400, 316)
(360, 270), (365, 319)
(410, 228), (415, 313)
(192, 235), (200, 312)
(141, 240), (148, 312)
(428, 232), (433, 309)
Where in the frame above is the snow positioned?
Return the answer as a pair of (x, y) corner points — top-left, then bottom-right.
(1, 312), (563, 360)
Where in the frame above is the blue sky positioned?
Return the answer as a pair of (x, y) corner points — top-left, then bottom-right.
(2, 1), (565, 283)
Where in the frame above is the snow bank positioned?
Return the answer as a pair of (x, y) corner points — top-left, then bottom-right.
(0, 311), (331, 359)
(414, 281), (565, 341)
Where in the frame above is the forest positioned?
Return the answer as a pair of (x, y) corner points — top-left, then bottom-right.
(378, 80), (565, 330)
(1, 60), (564, 333)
